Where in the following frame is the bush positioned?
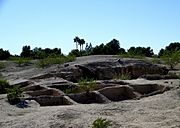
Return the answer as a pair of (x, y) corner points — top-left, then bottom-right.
(15, 57), (31, 66)
(92, 117), (112, 128)
(36, 55), (76, 68)
(68, 49), (81, 57)
(152, 57), (161, 64)
(0, 62), (5, 69)
(7, 85), (23, 105)
(0, 79), (10, 94)
(161, 49), (180, 69)
(114, 73), (131, 80)
(0, 48), (10, 60)
(78, 78), (97, 94)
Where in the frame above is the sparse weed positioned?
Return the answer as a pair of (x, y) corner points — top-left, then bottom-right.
(36, 55), (76, 68)
(65, 88), (80, 94)
(15, 57), (31, 66)
(0, 79), (10, 94)
(114, 73), (131, 80)
(0, 62), (5, 69)
(78, 78), (97, 94)
(7, 85), (23, 105)
(119, 54), (145, 59)
(65, 78), (97, 94)
(92, 117), (112, 128)
(152, 57), (161, 64)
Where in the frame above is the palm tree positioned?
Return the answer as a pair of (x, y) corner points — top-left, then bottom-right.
(74, 36), (80, 49)
(80, 39), (85, 51)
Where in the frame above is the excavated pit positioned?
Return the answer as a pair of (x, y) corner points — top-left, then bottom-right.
(97, 85), (138, 101)
(68, 91), (110, 104)
(34, 96), (75, 106)
(22, 75), (169, 106)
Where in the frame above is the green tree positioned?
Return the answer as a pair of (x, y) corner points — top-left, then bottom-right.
(85, 43), (93, 55)
(161, 49), (180, 69)
(74, 36), (80, 50)
(158, 42), (180, 57)
(79, 39), (85, 51)
(68, 49), (81, 57)
(0, 48), (10, 60)
(105, 39), (120, 55)
(127, 46), (154, 57)
(21, 45), (31, 58)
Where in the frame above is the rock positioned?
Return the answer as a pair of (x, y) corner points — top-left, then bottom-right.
(30, 73), (53, 80)
(28, 77), (79, 92)
(9, 79), (32, 87)
(23, 85), (47, 91)
(57, 67), (83, 82)
(56, 58), (168, 82)
(25, 88), (65, 97)
(140, 74), (179, 80)
(63, 96), (78, 105)
(24, 100), (40, 108)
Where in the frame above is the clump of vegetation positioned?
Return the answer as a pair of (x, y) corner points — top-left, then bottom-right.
(0, 62), (5, 69)
(161, 49), (180, 69)
(127, 46), (154, 57)
(7, 85), (23, 105)
(114, 73), (131, 80)
(78, 78), (97, 94)
(0, 73), (3, 78)
(92, 117), (112, 128)
(158, 42), (180, 69)
(119, 53), (146, 60)
(65, 78), (97, 94)
(15, 57), (31, 66)
(0, 79), (10, 94)
(36, 55), (76, 68)
(152, 56), (161, 64)
(65, 88), (79, 94)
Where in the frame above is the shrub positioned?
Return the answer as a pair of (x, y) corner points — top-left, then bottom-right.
(36, 58), (51, 68)
(65, 88), (80, 94)
(114, 73), (131, 80)
(0, 79), (10, 94)
(92, 117), (112, 128)
(68, 49), (81, 57)
(7, 85), (23, 105)
(0, 48), (10, 60)
(15, 57), (31, 66)
(36, 55), (76, 68)
(161, 49), (180, 69)
(0, 62), (5, 69)
(78, 78), (97, 94)
(152, 57), (161, 64)
(118, 53), (146, 60)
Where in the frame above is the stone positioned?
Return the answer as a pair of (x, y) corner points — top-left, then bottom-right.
(9, 79), (32, 87)
(56, 58), (168, 82)
(25, 88), (65, 97)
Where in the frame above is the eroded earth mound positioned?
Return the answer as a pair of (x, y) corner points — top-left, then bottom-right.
(0, 55), (180, 128)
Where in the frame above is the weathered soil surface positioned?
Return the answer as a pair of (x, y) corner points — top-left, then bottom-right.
(0, 55), (180, 128)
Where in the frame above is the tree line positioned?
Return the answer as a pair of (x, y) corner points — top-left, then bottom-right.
(0, 37), (180, 61)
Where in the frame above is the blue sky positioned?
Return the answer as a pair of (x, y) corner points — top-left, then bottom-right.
(0, 0), (180, 55)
